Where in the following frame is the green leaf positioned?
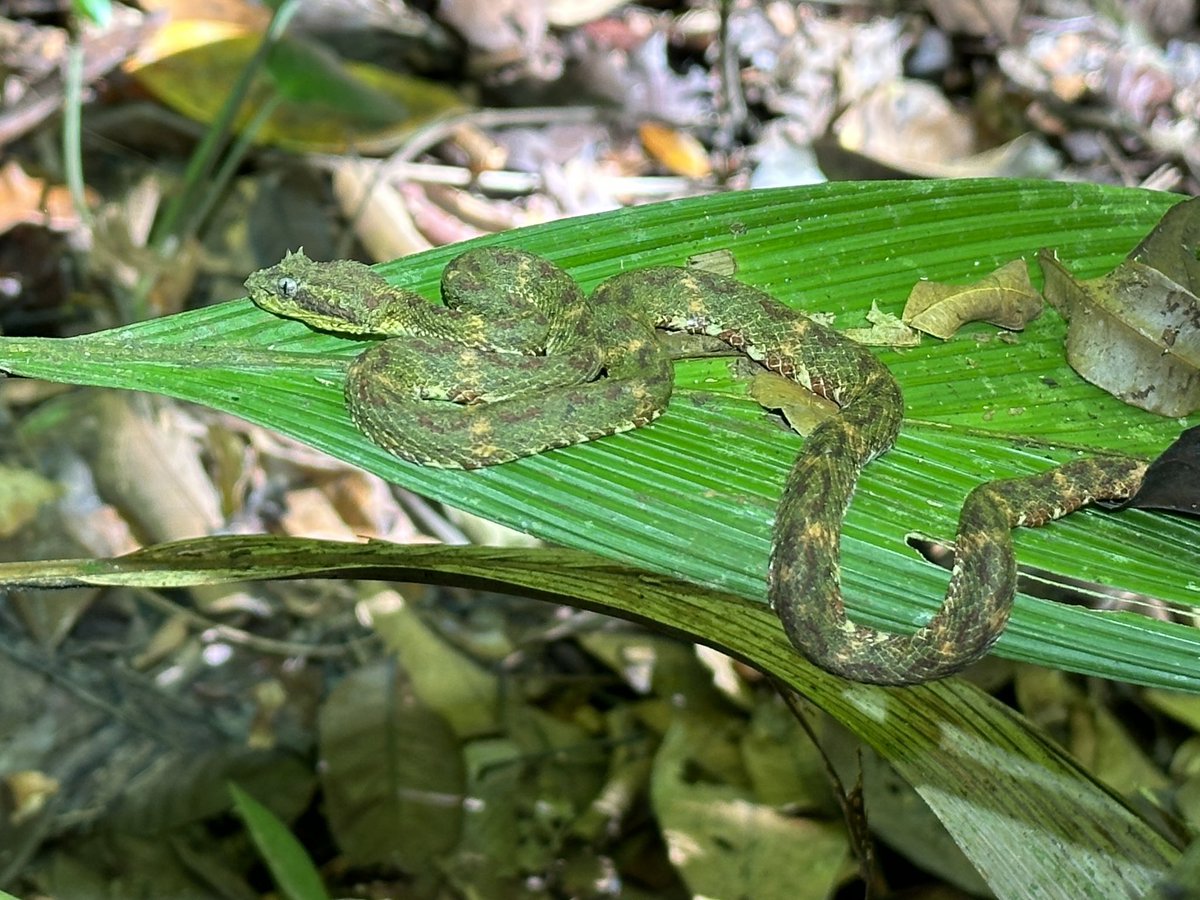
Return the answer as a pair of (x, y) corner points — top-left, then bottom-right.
(229, 782), (329, 900)
(70, 0), (112, 27)
(0, 179), (1195, 687)
(317, 660), (467, 868)
(1, 534), (1179, 895)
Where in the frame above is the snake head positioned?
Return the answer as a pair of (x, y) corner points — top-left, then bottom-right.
(244, 249), (399, 336)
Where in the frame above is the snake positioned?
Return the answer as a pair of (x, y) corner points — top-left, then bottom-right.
(245, 247), (1149, 685)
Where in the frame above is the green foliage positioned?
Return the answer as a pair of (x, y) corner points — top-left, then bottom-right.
(0, 180), (1195, 685)
(70, 0), (111, 27)
(230, 783), (329, 900)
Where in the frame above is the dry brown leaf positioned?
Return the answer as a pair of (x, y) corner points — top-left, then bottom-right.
(924, 0), (1020, 39)
(0, 160), (93, 235)
(903, 258), (1042, 339)
(0, 464), (61, 539)
(90, 393), (224, 542)
(331, 159), (431, 260)
(1039, 197), (1200, 417)
(842, 300), (921, 347)
(751, 372), (838, 437)
(1040, 255), (1200, 416)
(834, 79), (975, 171)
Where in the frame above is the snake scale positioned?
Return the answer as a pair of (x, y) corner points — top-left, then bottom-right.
(245, 247), (1148, 685)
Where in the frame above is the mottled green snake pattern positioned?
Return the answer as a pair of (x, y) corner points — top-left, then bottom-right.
(245, 247), (1148, 685)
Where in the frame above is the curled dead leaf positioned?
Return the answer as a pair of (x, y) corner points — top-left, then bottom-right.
(1039, 197), (1200, 417)
(903, 258), (1042, 339)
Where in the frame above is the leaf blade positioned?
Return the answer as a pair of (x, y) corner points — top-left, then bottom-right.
(1, 534), (1177, 896)
(1, 179), (1196, 687)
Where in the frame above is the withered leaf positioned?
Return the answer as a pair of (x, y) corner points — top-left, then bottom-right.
(1039, 196), (1200, 417)
(639, 121), (713, 179)
(687, 248), (739, 277)
(1128, 194), (1200, 294)
(842, 300), (921, 347)
(903, 258), (1042, 339)
(750, 372), (838, 437)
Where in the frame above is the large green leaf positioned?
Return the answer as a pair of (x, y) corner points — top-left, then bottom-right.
(1, 179), (1197, 688)
(0, 535), (1179, 895)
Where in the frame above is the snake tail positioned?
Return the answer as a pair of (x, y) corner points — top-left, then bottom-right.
(771, 445), (1148, 685)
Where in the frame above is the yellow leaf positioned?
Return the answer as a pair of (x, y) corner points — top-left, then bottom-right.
(639, 121), (712, 179)
(127, 23), (466, 153)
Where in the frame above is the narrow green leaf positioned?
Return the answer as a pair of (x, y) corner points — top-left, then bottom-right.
(70, 0), (112, 26)
(229, 782), (329, 900)
(3, 534), (1178, 896)
(0, 180), (1196, 689)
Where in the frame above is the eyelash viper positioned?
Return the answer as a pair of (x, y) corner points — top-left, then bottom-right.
(245, 247), (1148, 685)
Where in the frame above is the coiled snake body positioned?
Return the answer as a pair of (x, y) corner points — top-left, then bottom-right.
(246, 248), (1147, 685)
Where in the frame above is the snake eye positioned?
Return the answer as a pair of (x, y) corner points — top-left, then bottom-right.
(276, 275), (299, 298)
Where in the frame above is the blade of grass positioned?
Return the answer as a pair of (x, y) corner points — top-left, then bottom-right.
(229, 783), (329, 900)
(150, 0), (302, 250)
